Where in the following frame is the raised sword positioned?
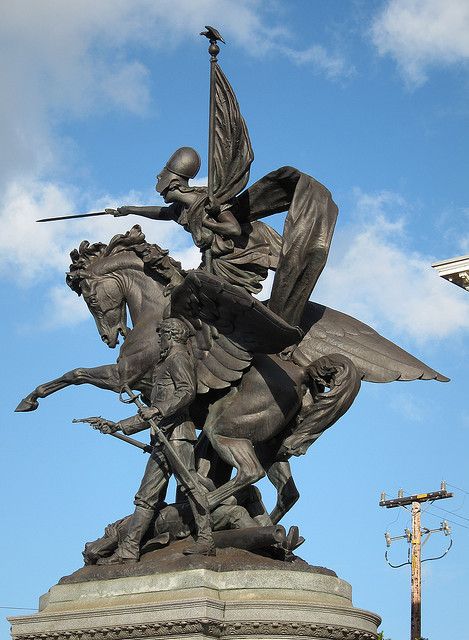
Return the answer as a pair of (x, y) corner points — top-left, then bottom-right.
(36, 209), (116, 223)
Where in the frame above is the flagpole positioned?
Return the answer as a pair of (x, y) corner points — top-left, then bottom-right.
(207, 39), (219, 202)
(201, 26), (225, 274)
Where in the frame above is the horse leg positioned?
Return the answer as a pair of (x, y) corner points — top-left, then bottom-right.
(265, 460), (300, 524)
(15, 364), (121, 412)
(206, 434), (266, 510)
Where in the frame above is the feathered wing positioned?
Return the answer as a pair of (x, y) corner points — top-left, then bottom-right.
(171, 270), (303, 393)
(293, 301), (449, 383)
(212, 64), (254, 202)
(187, 319), (252, 394)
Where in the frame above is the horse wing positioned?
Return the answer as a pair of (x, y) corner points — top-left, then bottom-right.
(171, 270), (302, 355)
(171, 270), (303, 394)
(293, 301), (449, 383)
(189, 320), (252, 394)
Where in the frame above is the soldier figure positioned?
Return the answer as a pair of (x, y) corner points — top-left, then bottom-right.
(94, 317), (214, 563)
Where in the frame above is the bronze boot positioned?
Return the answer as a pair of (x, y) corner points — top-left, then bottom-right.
(97, 506), (154, 564)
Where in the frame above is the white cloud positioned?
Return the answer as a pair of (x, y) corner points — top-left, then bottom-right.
(0, 180), (194, 326)
(0, 1), (350, 190)
(314, 188), (469, 343)
(3, 178), (468, 342)
(44, 285), (90, 329)
(175, 246), (204, 271)
(391, 391), (428, 422)
(281, 44), (354, 80)
(0, 181), (160, 282)
(255, 269), (274, 301)
(0, 1), (351, 332)
(371, 0), (469, 86)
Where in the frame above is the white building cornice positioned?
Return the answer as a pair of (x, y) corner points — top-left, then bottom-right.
(432, 254), (469, 292)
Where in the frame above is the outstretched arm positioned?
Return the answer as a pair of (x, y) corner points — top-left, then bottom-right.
(117, 414), (150, 435)
(73, 415), (146, 435)
(108, 205), (178, 221)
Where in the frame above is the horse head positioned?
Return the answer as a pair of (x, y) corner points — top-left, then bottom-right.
(67, 225), (184, 348)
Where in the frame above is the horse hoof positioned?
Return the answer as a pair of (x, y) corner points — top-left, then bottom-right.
(15, 398), (39, 412)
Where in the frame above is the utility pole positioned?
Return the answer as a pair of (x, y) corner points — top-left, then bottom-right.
(410, 501), (421, 640)
(380, 482), (453, 640)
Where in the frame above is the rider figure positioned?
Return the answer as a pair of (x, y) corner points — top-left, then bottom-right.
(108, 147), (281, 294)
(95, 317), (214, 563)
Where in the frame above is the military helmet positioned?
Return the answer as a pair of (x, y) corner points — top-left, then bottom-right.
(164, 147), (201, 179)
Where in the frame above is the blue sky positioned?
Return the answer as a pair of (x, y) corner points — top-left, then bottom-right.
(1, 1), (468, 639)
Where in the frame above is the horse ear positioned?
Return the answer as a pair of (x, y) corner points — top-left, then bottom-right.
(66, 272), (82, 296)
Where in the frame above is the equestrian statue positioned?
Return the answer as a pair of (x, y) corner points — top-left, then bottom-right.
(17, 27), (448, 567)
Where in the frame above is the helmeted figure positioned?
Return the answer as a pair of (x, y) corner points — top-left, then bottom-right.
(114, 146), (281, 295)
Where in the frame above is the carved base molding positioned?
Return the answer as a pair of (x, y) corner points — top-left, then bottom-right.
(13, 619), (378, 640)
(9, 568), (381, 640)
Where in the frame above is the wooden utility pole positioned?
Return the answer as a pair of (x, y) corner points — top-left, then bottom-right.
(410, 501), (421, 640)
(380, 483), (453, 640)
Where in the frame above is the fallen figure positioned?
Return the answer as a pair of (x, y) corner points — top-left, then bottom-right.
(83, 484), (304, 566)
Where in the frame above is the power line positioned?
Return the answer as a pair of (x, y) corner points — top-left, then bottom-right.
(427, 503), (469, 523)
(445, 483), (468, 513)
(447, 482), (469, 494)
(422, 509), (469, 530)
(0, 606), (37, 611)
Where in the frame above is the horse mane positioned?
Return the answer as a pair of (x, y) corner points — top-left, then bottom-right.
(66, 225), (184, 295)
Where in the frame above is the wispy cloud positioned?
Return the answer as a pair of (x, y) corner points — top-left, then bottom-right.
(5, 181), (469, 341)
(43, 285), (90, 329)
(391, 391), (428, 423)
(459, 209), (469, 255)
(0, 1), (352, 329)
(0, 181), (166, 282)
(370, 0), (469, 87)
(280, 44), (354, 80)
(314, 188), (469, 343)
(0, 1), (350, 193)
(0, 180), (195, 327)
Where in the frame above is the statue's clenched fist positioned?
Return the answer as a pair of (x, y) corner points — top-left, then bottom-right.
(105, 207), (130, 217)
(138, 406), (161, 421)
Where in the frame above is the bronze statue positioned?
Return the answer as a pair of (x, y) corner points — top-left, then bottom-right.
(79, 318), (214, 563)
(108, 146), (281, 295)
(20, 27), (449, 567)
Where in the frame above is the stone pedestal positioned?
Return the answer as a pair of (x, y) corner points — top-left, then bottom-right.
(9, 567), (380, 640)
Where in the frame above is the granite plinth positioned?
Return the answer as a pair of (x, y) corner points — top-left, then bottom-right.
(9, 549), (381, 640)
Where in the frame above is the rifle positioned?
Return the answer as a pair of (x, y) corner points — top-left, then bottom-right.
(118, 386), (209, 515)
